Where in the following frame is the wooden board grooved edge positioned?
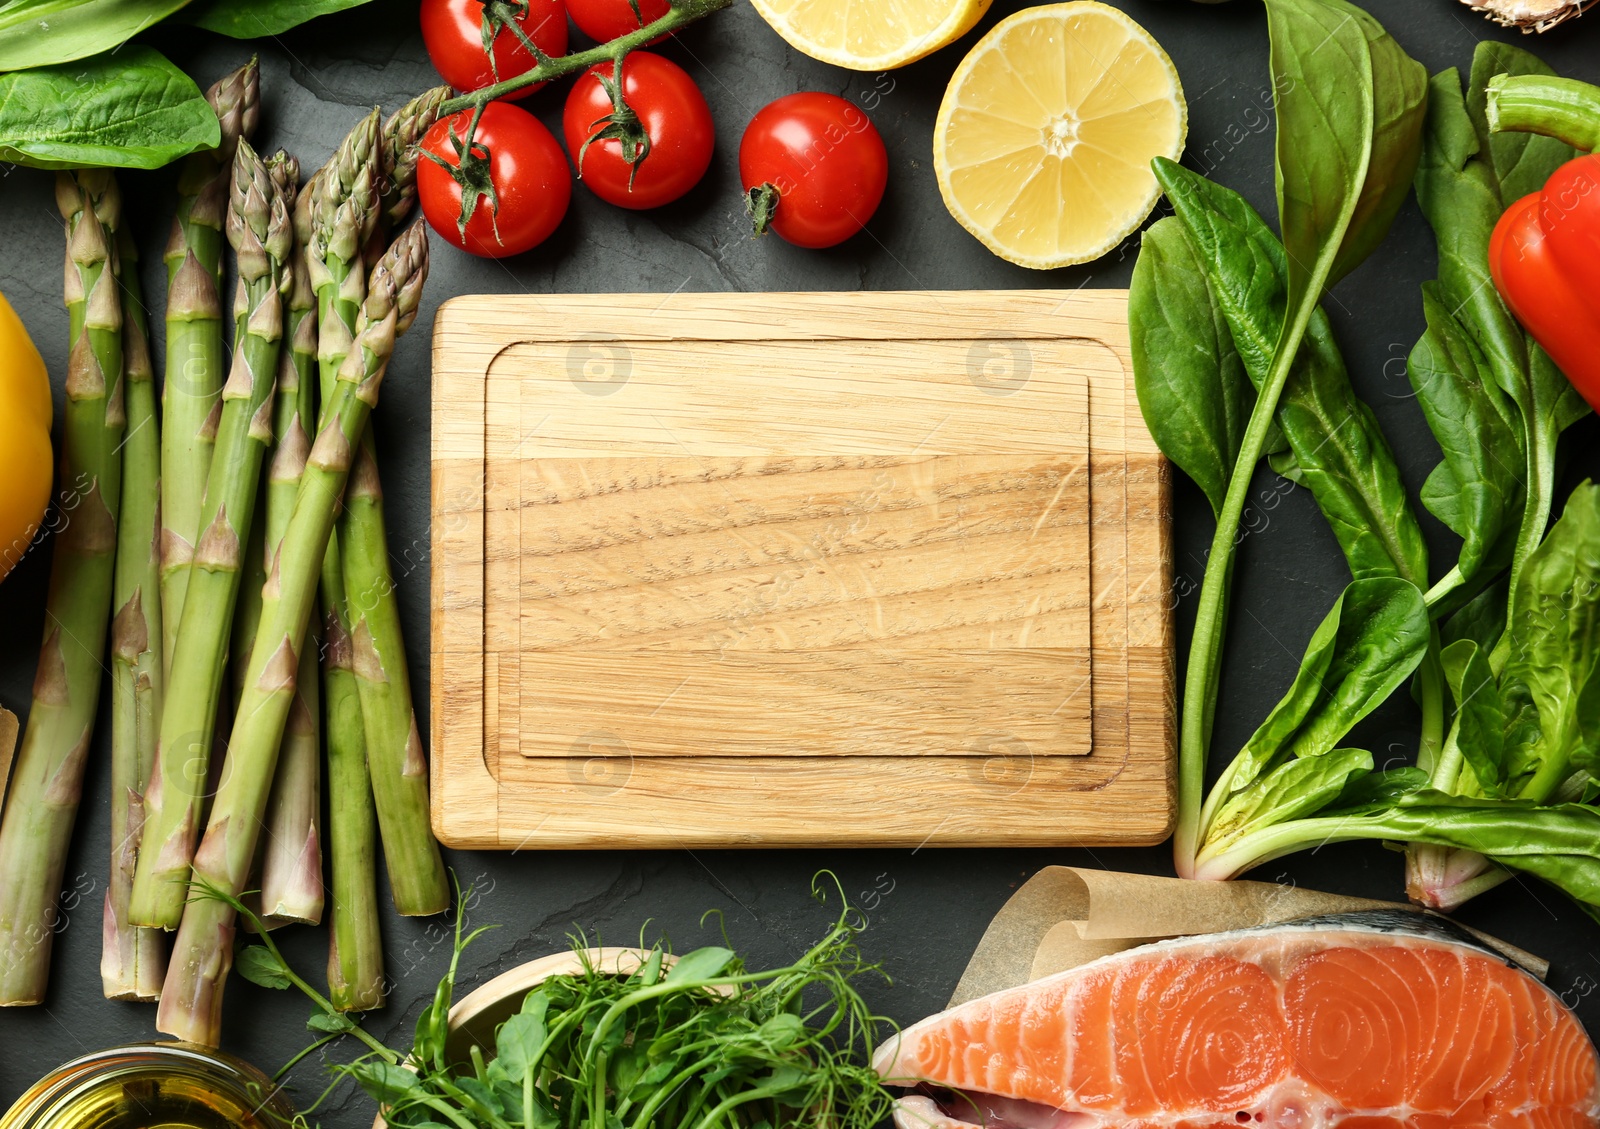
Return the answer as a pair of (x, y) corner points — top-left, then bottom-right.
(430, 291), (1173, 849)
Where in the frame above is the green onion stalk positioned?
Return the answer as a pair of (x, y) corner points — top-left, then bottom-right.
(130, 140), (291, 932)
(157, 224), (429, 1046)
(159, 59), (259, 675)
(0, 172), (125, 1005)
(307, 110), (389, 1011)
(103, 229), (169, 1001)
(259, 174), (326, 930)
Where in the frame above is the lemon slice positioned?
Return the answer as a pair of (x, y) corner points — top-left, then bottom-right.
(934, 2), (1186, 270)
(749, 0), (993, 71)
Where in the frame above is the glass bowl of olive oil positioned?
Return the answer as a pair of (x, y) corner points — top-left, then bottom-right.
(1, 1044), (296, 1129)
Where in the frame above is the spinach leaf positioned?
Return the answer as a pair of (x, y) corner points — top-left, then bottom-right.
(0, 46), (219, 169)
(1199, 577), (1430, 838)
(180, 0), (375, 36)
(1154, 158), (1427, 586)
(0, 0), (190, 72)
(1440, 639), (1507, 795)
(1440, 575), (1508, 653)
(1408, 283), (1524, 582)
(1270, 315), (1428, 586)
(1333, 764), (1427, 807)
(1329, 4), (1429, 284)
(1209, 747), (1374, 847)
(1500, 482), (1600, 799)
(1129, 217), (1253, 516)
(1467, 41), (1575, 207)
(1151, 160), (1288, 390)
(1412, 62), (1585, 627)
(1266, 0), (1375, 304)
(1414, 70), (1526, 401)
(1176, 0), (1425, 877)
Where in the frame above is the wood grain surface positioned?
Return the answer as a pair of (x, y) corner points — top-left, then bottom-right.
(431, 290), (1172, 849)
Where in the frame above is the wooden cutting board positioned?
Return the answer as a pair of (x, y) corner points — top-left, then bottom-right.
(430, 290), (1172, 849)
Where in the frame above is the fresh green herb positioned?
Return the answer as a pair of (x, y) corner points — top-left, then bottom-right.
(1128, 217), (1254, 518)
(1134, 7), (1600, 918)
(0, 46), (220, 169)
(1135, 0), (1428, 876)
(179, 0), (376, 36)
(1153, 158), (1428, 590)
(1399, 43), (1590, 907)
(1190, 484), (1600, 906)
(210, 877), (894, 1129)
(0, 0), (191, 71)
(1194, 578), (1430, 864)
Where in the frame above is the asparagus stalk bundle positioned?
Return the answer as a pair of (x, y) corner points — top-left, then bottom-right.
(103, 230), (169, 1001)
(0, 171), (125, 1005)
(345, 92), (449, 922)
(258, 168), (326, 929)
(157, 223), (429, 1045)
(130, 140), (290, 932)
(308, 111), (389, 1012)
(160, 60), (260, 674)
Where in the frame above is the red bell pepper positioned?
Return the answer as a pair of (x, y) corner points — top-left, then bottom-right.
(1489, 155), (1600, 414)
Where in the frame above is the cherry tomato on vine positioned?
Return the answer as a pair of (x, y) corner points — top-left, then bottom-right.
(418, 103), (572, 258)
(421, 0), (569, 98)
(568, 0), (670, 43)
(739, 93), (887, 249)
(563, 52), (713, 210)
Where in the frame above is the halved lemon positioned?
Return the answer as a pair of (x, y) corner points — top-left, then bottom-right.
(748, 0), (993, 71)
(934, 2), (1187, 270)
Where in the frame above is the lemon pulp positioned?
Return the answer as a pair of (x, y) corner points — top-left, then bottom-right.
(934, 2), (1187, 269)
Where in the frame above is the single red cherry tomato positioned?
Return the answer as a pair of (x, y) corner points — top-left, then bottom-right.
(563, 52), (713, 210)
(568, 0), (670, 43)
(738, 93), (888, 249)
(421, 0), (568, 98)
(1489, 190), (1600, 412)
(418, 103), (572, 258)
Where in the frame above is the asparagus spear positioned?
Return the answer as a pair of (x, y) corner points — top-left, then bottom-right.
(103, 230), (169, 1001)
(160, 60), (259, 675)
(259, 173), (326, 929)
(157, 225), (429, 1045)
(343, 91), (449, 920)
(308, 112), (389, 1010)
(232, 153), (305, 714)
(324, 580), (385, 1011)
(0, 172), (125, 1005)
(130, 140), (289, 932)
(341, 434), (446, 918)
(362, 86), (450, 267)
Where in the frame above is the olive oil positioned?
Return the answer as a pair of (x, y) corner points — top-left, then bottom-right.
(1, 1045), (295, 1129)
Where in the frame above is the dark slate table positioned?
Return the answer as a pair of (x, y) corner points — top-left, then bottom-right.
(3, 0), (1600, 1121)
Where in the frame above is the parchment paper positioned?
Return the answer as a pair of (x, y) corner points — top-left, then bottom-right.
(0, 707), (16, 812)
(949, 866), (1547, 1007)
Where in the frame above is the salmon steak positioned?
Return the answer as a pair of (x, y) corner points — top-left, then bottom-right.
(874, 912), (1600, 1129)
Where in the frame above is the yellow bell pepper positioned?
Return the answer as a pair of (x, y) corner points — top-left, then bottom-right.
(0, 289), (52, 584)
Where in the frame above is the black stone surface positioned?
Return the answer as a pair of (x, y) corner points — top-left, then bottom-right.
(3, 0), (1600, 1119)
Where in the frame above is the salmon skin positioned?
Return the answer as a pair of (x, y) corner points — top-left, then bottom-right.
(874, 911), (1600, 1129)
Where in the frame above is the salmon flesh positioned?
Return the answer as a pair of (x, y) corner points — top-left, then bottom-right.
(874, 912), (1600, 1128)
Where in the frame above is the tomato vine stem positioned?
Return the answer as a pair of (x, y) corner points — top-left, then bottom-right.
(436, 0), (734, 115)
